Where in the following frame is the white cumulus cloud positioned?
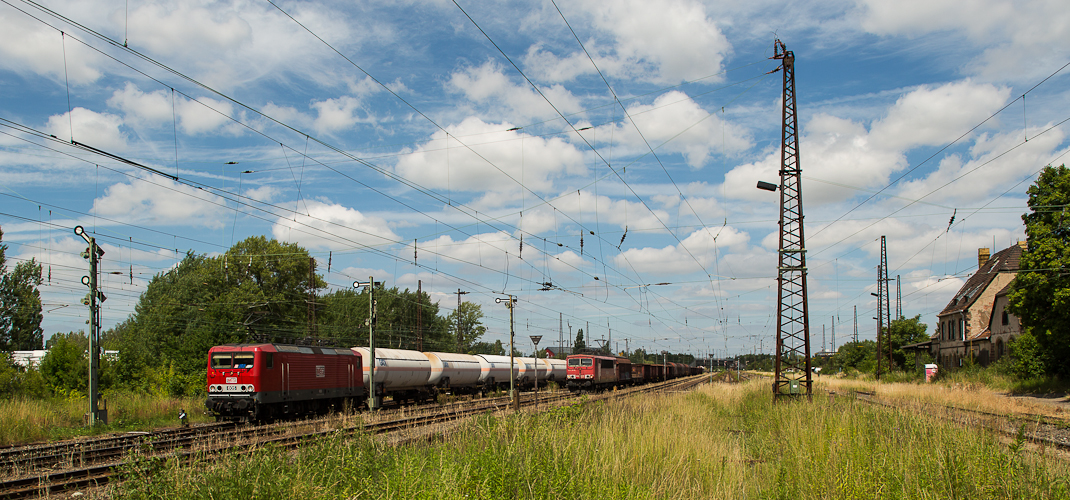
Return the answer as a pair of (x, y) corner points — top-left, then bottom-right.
(91, 174), (225, 227)
(524, 0), (731, 84)
(395, 117), (586, 195)
(271, 200), (400, 250)
(615, 226), (750, 274)
(45, 108), (127, 151)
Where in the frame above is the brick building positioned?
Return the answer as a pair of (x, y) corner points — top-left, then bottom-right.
(931, 243), (1025, 368)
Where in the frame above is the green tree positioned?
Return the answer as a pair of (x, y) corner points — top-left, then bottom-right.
(0, 228), (7, 338)
(116, 237), (324, 382)
(886, 315), (929, 370)
(446, 301), (487, 353)
(40, 331), (89, 394)
(0, 228), (45, 351)
(1008, 164), (1070, 376)
(574, 328), (585, 350)
(470, 340), (505, 356)
(318, 286), (446, 350)
(0, 352), (48, 398)
(1006, 330), (1048, 379)
(831, 340), (877, 373)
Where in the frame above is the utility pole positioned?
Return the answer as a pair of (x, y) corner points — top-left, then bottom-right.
(853, 305), (858, 343)
(607, 319), (611, 355)
(455, 289), (468, 353)
(416, 280), (423, 351)
(896, 275), (902, 319)
(75, 226), (104, 426)
(354, 277), (383, 410)
(307, 257), (317, 337)
(874, 264), (884, 380)
(496, 295), (519, 411)
(559, 312), (563, 357)
(873, 236), (893, 380)
(831, 316), (835, 353)
(758, 39), (812, 401)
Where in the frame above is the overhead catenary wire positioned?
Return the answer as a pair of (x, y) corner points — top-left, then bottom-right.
(2, 0), (753, 346)
(4, 0), (1066, 353)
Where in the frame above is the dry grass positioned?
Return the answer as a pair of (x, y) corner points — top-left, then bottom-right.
(816, 375), (1068, 420)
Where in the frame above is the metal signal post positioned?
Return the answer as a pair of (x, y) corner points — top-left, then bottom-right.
(761, 39), (812, 401)
(496, 295), (519, 412)
(354, 277), (384, 410)
(75, 226), (106, 425)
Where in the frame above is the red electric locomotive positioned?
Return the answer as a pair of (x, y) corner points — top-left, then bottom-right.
(205, 344), (363, 422)
(565, 353), (632, 392)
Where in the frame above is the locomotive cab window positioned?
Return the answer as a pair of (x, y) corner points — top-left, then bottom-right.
(264, 353), (274, 369)
(581, 358), (593, 366)
(234, 353), (254, 368)
(568, 358), (580, 366)
(601, 360), (614, 369)
(211, 354), (233, 369)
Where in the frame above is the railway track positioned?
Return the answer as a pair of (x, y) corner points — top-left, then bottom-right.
(0, 377), (705, 498)
(846, 390), (1070, 454)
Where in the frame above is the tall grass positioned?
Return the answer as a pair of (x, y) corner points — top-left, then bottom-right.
(0, 392), (211, 446)
(111, 380), (1069, 499)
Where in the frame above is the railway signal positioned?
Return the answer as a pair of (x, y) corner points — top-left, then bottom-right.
(75, 225), (106, 426)
(354, 278), (384, 410)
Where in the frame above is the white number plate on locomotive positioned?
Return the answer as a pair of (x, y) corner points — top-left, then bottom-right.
(222, 384), (245, 392)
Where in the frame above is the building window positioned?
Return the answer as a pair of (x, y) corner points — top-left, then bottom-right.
(1002, 310), (1009, 326)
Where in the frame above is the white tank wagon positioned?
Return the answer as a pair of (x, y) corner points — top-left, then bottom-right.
(543, 358), (566, 382)
(476, 354), (523, 389)
(423, 352), (482, 392)
(350, 347), (433, 403)
(514, 357), (539, 385)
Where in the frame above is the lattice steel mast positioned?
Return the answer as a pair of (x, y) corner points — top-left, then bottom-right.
(771, 39), (812, 400)
(875, 235), (891, 379)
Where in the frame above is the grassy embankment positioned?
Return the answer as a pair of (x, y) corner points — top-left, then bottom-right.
(0, 393), (211, 445)
(112, 379), (1070, 499)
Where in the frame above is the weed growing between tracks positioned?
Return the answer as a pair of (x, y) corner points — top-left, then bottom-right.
(111, 381), (1070, 499)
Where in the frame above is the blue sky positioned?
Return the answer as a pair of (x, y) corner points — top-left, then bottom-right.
(2, 0), (1068, 357)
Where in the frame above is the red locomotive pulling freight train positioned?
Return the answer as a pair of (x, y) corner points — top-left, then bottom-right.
(565, 353), (700, 392)
(205, 344), (363, 422)
(205, 343), (702, 421)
